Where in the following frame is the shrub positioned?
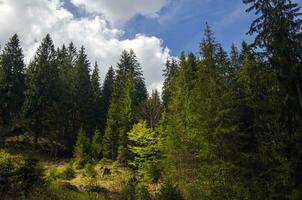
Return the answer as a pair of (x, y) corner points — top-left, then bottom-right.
(91, 128), (102, 161)
(13, 156), (43, 194)
(74, 129), (91, 168)
(83, 163), (96, 178)
(120, 175), (137, 200)
(0, 151), (43, 196)
(61, 164), (76, 180)
(158, 180), (183, 200)
(135, 183), (151, 200)
(141, 160), (162, 183)
(0, 150), (13, 193)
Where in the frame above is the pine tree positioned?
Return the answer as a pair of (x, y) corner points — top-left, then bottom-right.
(91, 62), (102, 130)
(103, 50), (147, 161)
(0, 34), (25, 128)
(74, 128), (90, 167)
(128, 121), (163, 179)
(91, 128), (102, 160)
(56, 44), (74, 149)
(162, 59), (178, 108)
(100, 66), (115, 133)
(71, 46), (94, 136)
(23, 34), (60, 144)
(242, 1), (302, 197)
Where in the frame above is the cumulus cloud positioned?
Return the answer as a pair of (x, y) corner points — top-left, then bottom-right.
(0, 0), (171, 92)
(70, 0), (168, 26)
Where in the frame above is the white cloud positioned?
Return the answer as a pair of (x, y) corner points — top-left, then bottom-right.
(0, 0), (171, 92)
(70, 0), (168, 26)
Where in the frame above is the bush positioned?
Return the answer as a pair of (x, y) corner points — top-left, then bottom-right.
(91, 128), (102, 161)
(158, 180), (183, 200)
(13, 156), (43, 194)
(135, 183), (151, 200)
(120, 175), (137, 200)
(74, 129), (91, 169)
(61, 164), (75, 180)
(0, 151), (43, 196)
(48, 164), (75, 181)
(141, 160), (162, 183)
(0, 150), (13, 193)
(83, 163), (96, 178)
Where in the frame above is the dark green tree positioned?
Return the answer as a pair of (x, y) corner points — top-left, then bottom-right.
(100, 66), (115, 133)
(91, 62), (102, 130)
(23, 34), (60, 144)
(162, 59), (178, 108)
(71, 46), (94, 136)
(0, 34), (25, 128)
(91, 128), (102, 160)
(103, 50), (147, 161)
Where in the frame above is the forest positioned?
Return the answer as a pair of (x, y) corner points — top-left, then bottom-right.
(0, 0), (302, 199)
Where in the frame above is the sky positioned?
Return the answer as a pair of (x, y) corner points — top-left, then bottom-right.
(0, 0), (301, 92)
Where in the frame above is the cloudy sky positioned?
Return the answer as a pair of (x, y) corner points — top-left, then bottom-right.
(0, 0), (301, 92)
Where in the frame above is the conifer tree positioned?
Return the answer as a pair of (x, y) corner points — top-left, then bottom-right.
(100, 66), (115, 132)
(91, 62), (102, 130)
(91, 128), (102, 160)
(162, 59), (178, 108)
(23, 34), (60, 144)
(74, 128), (90, 167)
(103, 50), (147, 161)
(0, 34), (25, 127)
(71, 46), (94, 136)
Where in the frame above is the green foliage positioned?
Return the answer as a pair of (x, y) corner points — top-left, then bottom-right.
(158, 180), (183, 200)
(135, 183), (151, 200)
(22, 34), (60, 144)
(74, 129), (90, 168)
(48, 164), (75, 181)
(137, 90), (163, 129)
(13, 156), (43, 194)
(83, 163), (96, 178)
(120, 175), (137, 200)
(128, 121), (163, 181)
(29, 181), (105, 200)
(99, 66), (115, 133)
(0, 150), (13, 192)
(91, 128), (102, 161)
(71, 46), (94, 136)
(0, 34), (25, 127)
(0, 151), (43, 196)
(103, 50), (147, 161)
(91, 62), (102, 130)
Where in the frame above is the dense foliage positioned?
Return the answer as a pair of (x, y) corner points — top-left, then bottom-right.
(0, 0), (302, 199)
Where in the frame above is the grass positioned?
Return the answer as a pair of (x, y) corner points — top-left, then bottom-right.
(1, 135), (162, 199)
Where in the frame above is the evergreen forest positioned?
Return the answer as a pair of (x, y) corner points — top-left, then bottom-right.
(0, 0), (302, 199)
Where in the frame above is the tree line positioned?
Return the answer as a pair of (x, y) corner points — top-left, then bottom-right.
(1, 0), (302, 199)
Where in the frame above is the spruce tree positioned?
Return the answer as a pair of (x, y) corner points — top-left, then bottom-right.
(91, 62), (102, 130)
(23, 34), (60, 144)
(74, 128), (90, 167)
(71, 46), (94, 136)
(0, 34), (25, 128)
(91, 128), (102, 160)
(100, 66), (115, 133)
(162, 59), (178, 108)
(103, 50), (147, 161)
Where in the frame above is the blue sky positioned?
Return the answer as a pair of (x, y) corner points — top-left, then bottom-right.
(64, 0), (257, 56)
(124, 0), (302, 56)
(1, 0), (301, 91)
(123, 0), (254, 56)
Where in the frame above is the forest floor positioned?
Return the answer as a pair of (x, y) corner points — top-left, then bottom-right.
(1, 134), (161, 200)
